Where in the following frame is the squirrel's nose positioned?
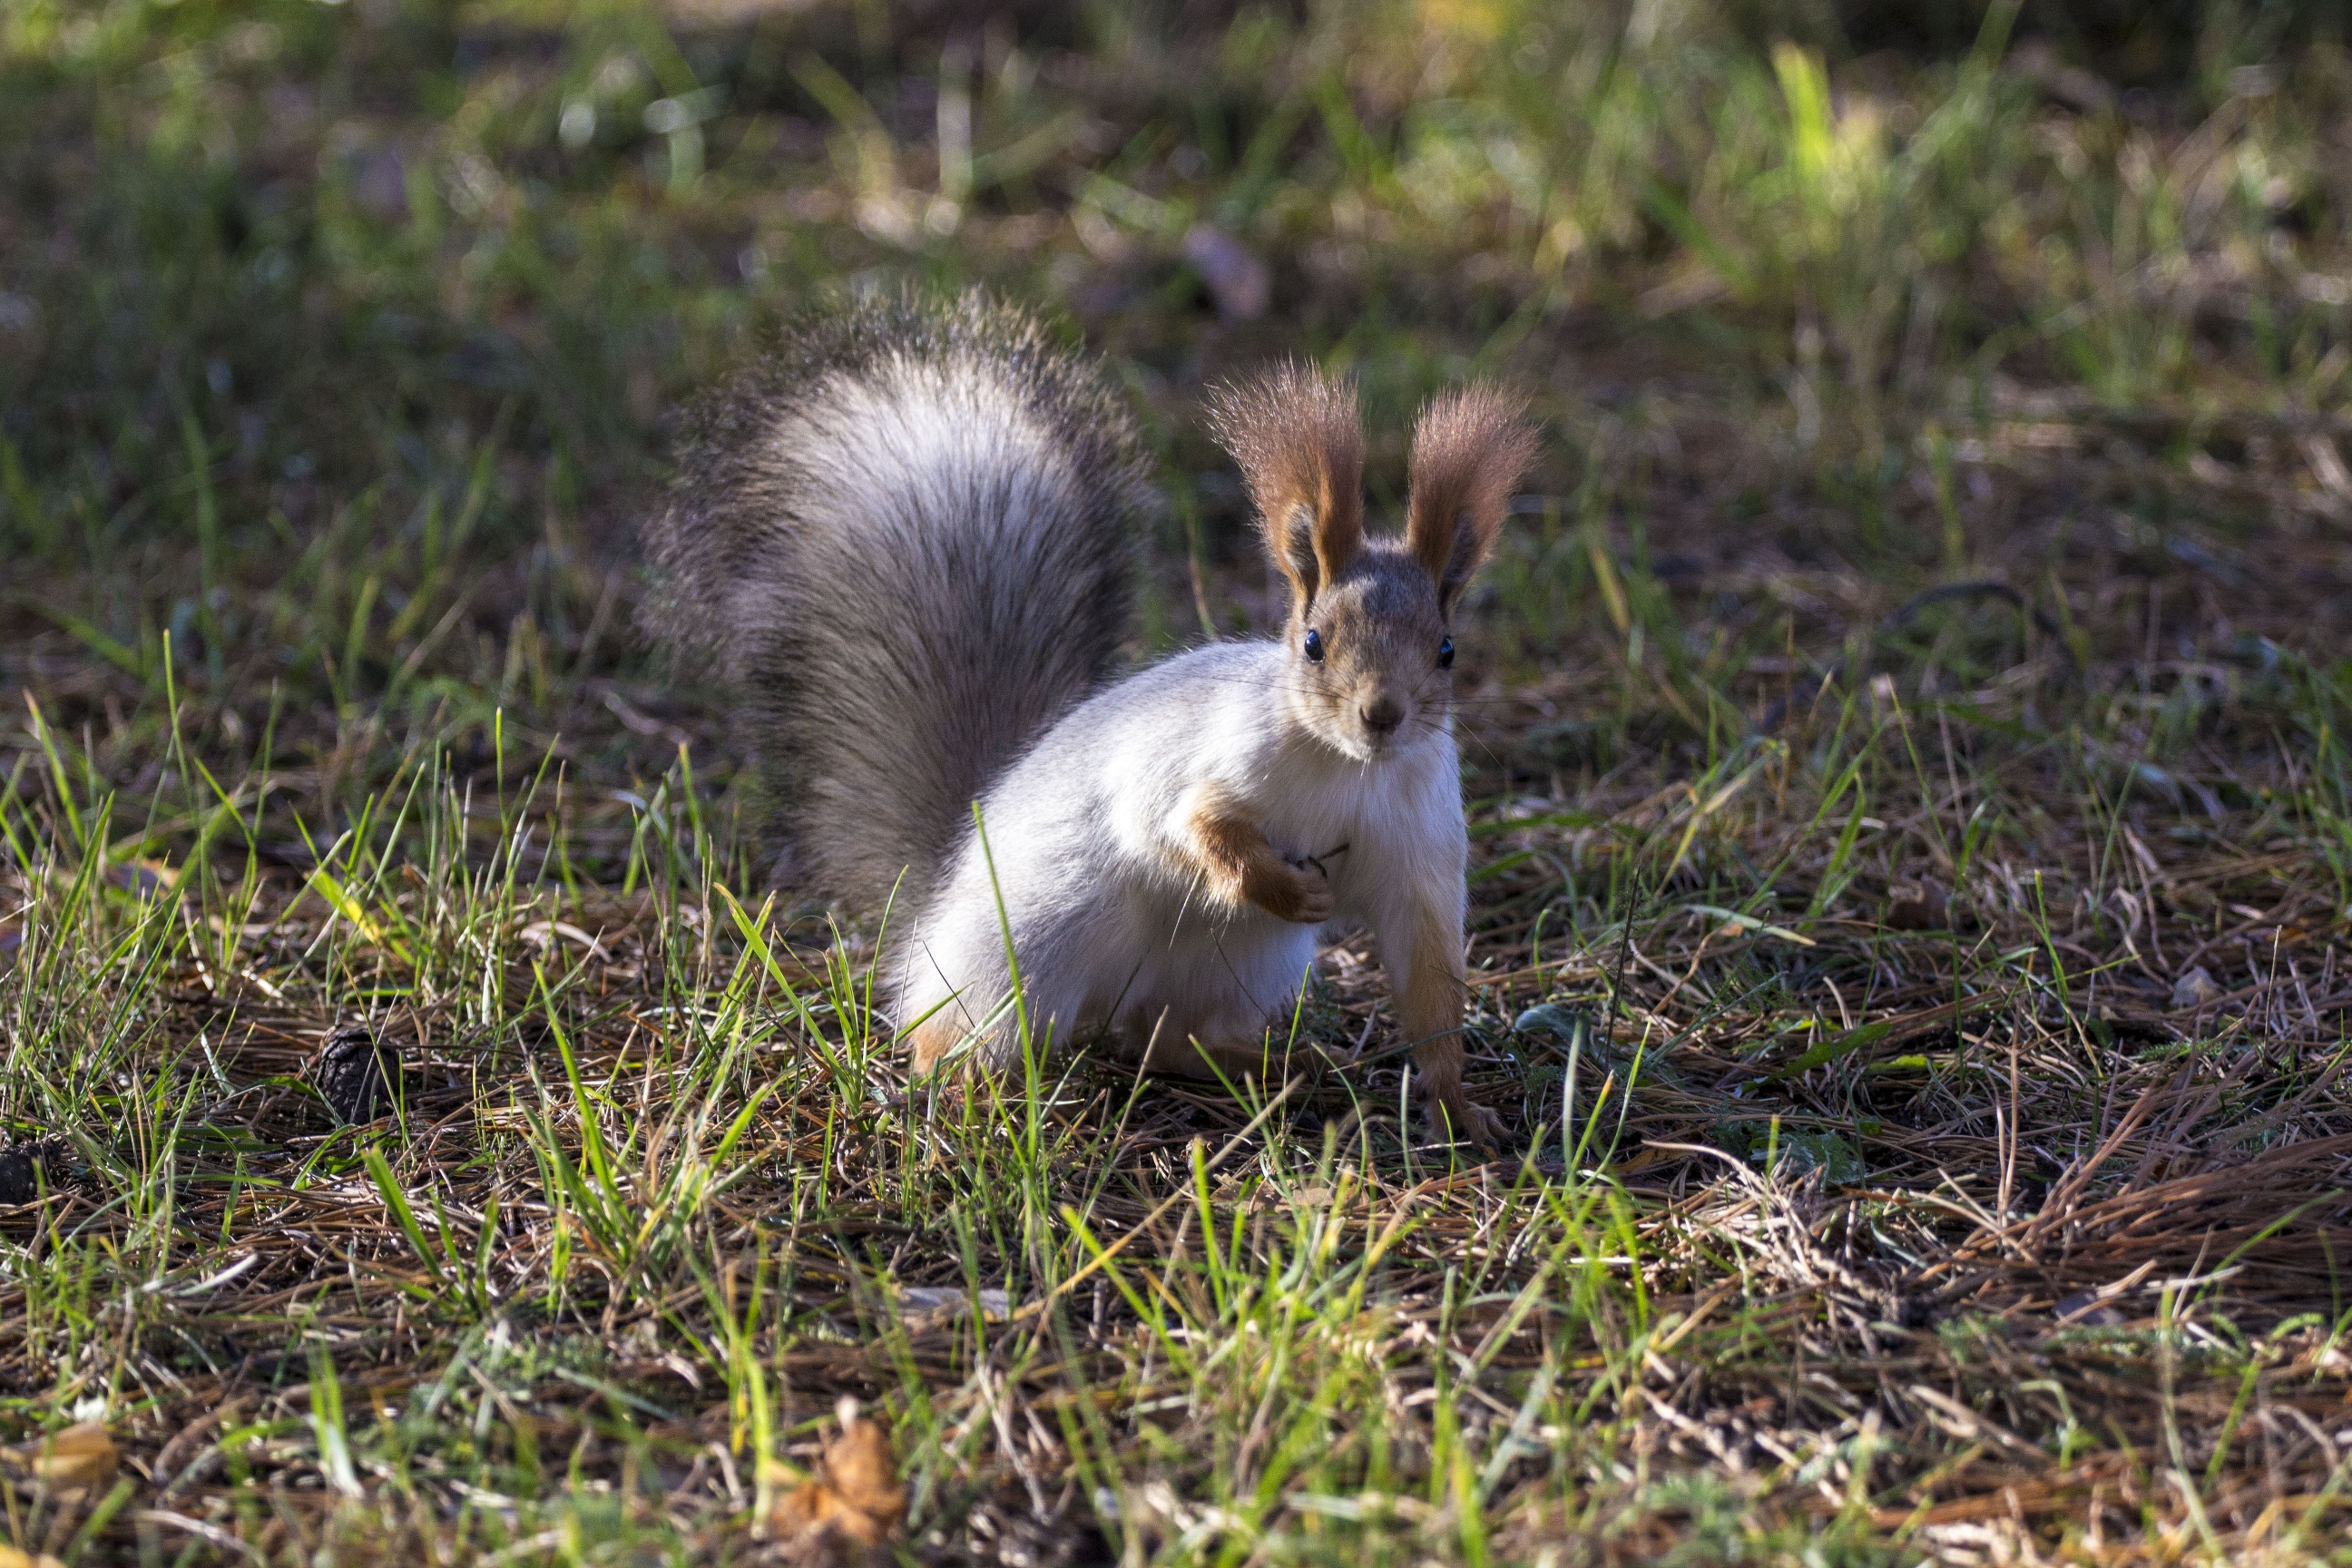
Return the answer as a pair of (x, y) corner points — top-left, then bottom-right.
(1360, 696), (1404, 734)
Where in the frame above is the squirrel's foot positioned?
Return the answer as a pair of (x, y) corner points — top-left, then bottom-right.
(1425, 1092), (1505, 1156)
(906, 1014), (963, 1076)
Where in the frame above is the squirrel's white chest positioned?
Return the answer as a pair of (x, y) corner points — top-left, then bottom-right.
(1243, 732), (1463, 913)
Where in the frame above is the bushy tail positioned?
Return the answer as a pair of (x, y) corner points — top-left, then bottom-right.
(644, 292), (1148, 908)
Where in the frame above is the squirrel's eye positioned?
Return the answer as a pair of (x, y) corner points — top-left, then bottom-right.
(1437, 636), (1455, 670)
(1303, 628), (1326, 663)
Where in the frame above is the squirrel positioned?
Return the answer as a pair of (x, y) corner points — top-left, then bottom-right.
(646, 292), (1538, 1148)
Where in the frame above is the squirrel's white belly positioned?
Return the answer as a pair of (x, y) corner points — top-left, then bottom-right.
(1092, 877), (1323, 1051)
(895, 818), (1323, 1065)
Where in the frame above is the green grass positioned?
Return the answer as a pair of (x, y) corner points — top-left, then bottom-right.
(5, 1), (2352, 1563)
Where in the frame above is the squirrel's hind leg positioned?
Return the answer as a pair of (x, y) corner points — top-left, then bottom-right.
(906, 1013), (964, 1076)
(902, 1001), (1029, 1077)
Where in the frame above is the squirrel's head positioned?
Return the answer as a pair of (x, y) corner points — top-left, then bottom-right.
(1210, 368), (1538, 763)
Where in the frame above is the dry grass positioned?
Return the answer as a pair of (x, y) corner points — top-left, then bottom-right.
(5, 1), (2352, 1563)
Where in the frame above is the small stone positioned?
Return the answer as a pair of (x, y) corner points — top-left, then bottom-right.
(0, 1139), (62, 1206)
(1885, 879), (1948, 931)
(314, 1024), (400, 1124)
(2170, 965), (2222, 1011)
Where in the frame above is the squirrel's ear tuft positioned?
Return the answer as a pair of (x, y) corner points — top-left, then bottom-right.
(1208, 365), (1363, 612)
(1405, 386), (1539, 614)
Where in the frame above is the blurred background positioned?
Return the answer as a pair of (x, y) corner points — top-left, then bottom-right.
(2, 0), (2348, 822)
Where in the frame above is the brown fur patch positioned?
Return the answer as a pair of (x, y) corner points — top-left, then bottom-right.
(1207, 365), (1364, 610)
(1394, 898), (1469, 1071)
(1181, 782), (1333, 924)
(1392, 895), (1501, 1148)
(1405, 386), (1540, 611)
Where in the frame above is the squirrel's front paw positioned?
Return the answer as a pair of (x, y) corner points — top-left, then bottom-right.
(1259, 858), (1335, 925)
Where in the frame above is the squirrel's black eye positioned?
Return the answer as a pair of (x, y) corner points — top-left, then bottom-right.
(1437, 636), (1455, 670)
(1303, 628), (1325, 663)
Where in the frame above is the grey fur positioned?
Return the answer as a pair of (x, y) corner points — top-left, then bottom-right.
(642, 292), (1149, 908)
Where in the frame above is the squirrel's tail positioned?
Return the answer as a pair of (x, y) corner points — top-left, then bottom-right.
(644, 291), (1149, 908)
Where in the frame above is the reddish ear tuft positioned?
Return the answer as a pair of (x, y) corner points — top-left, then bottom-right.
(1405, 387), (1539, 612)
(1207, 365), (1364, 611)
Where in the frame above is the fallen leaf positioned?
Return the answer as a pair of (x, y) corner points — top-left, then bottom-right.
(0, 1544), (68, 1568)
(768, 1397), (906, 1553)
(516, 919), (610, 960)
(896, 1285), (1012, 1328)
(4, 1421), (118, 1492)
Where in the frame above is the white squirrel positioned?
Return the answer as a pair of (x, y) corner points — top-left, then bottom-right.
(647, 293), (1537, 1146)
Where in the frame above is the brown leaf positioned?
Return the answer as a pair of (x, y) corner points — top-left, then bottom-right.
(818, 1406), (905, 1529)
(4, 1421), (118, 1492)
(766, 1397), (905, 1553)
